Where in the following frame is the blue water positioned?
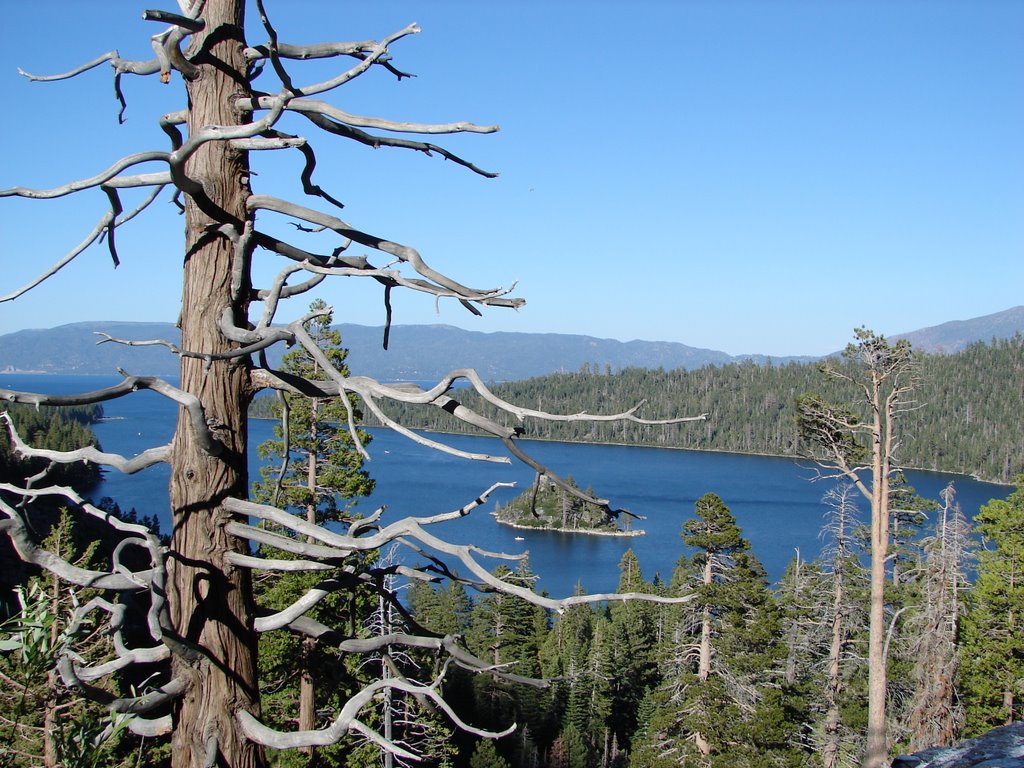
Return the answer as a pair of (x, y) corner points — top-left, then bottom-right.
(2, 373), (1011, 597)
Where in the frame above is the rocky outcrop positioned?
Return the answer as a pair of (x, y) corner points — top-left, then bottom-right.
(892, 723), (1024, 768)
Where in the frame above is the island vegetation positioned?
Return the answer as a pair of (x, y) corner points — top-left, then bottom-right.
(493, 475), (643, 536)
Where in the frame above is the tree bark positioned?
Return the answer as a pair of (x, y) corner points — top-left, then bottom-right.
(44, 570), (60, 768)
(166, 3), (264, 766)
(698, 556), (712, 683)
(300, 398), (319, 756)
(865, 381), (892, 768)
(695, 554), (713, 758)
(299, 637), (316, 757)
(823, 531), (847, 768)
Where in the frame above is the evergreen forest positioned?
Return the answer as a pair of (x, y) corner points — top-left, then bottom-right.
(367, 336), (1024, 484)
(0, 402), (104, 492)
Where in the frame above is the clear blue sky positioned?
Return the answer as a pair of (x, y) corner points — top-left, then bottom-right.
(1, 2), (1021, 357)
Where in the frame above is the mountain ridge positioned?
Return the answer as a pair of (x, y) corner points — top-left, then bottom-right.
(1, 306), (1021, 380)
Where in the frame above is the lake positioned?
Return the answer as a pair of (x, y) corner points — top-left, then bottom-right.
(1, 373), (1011, 597)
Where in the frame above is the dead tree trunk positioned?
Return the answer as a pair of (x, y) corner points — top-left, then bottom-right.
(300, 398), (319, 756)
(797, 329), (916, 768)
(865, 410), (891, 768)
(166, 3), (264, 766)
(822, 485), (856, 768)
(695, 553), (713, 758)
(906, 483), (969, 750)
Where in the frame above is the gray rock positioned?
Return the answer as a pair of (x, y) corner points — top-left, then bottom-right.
(891, 723), (1024, 768)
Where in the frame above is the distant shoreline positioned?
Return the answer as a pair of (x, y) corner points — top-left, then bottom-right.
(399, 427), (1015, 488)
(2, 373), (1012, 487)
(493, 515), (645, 538)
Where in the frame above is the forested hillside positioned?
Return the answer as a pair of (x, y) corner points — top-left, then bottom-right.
(0, 403), (104, 491)
(372, 337), (1024, 483)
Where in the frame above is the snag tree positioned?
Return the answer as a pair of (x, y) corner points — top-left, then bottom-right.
(797, 328), (917, 768)
(0, 4), (699, 767)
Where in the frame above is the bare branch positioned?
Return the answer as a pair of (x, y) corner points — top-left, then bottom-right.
(127, 716), (172, 737)
(237, 670), (513, 753)
(299, 110), (500, 178)
(1, 213), (117, 302)
(0, 179), (165, 302)
(277, 24), (420, 99)
(267, 96), (498, 135)
(142, 9), (206, 33)
(225, 492), (692, 614)
(0, 152), (168, 200)
(248, 195), (524, 309)
(58, 657), (187, 715)
(244, 40), (377, 62)
(17, 52), (160, 82)
(0, 500), (153, 591)
(2, 411), (169, 474)
(1, 373), (224, 456)
(227, 553), (334, 572)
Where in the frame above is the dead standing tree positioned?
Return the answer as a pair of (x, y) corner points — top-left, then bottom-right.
(0, 3), (701, 768)
(905, 483), (971, 750)
(797, 328), (917, 768)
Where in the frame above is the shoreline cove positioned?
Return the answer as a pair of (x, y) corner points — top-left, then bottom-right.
(400, 427), (1014, 488)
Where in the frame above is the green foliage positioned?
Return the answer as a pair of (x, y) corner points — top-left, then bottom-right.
(250, 301), (383, 766)
(959, 477), (1024, 735)
(468, 738), (511, 768)
(0, 402), (103, 491)
(252, 300), (374, 522)
(683, 492), (748, 557)
(0, 511), (166, 768)
(494, 474), (627, 533)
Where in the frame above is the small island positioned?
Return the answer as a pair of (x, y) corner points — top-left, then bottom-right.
(493, 475), (644, 537)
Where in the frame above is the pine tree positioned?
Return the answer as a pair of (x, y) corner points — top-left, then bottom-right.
(595, 549), (659, 758)
(468, 737), (511, 768)
(409, 581), (473, 639)
(627, 553), (699, 767)
(253, 299), (374, 524)
(631, 494), (798, 767)
(774, 552), (822, 763)
(959, 477), (1024, 735)
(683, 493), (751, 758)
(252, 300), (376, 764)
(465, 560), (553, 765)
